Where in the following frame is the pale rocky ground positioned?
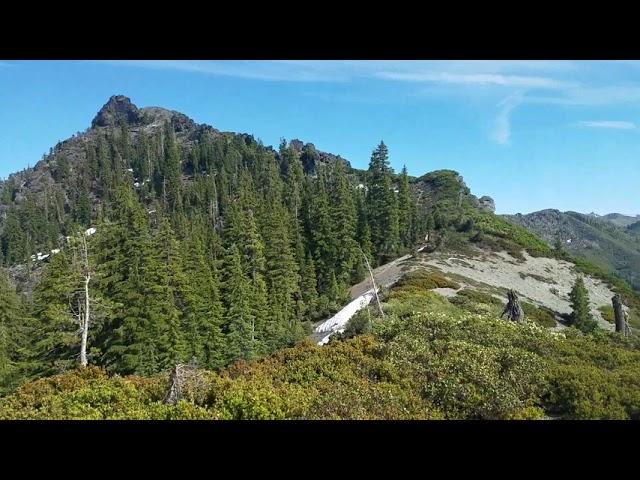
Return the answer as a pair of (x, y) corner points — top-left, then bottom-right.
(311, 246), (620, 344)
(416, 248), (616, 331)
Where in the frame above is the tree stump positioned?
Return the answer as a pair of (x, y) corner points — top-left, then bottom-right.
(164, 365), (183, 405)
(501, 290), (524, 323)
(612, 294), (629, 337)
(164, 358), (204, 405)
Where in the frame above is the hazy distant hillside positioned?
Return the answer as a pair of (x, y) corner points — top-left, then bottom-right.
(628, 220), (640, 236)
(505, 209), (640, 291)
(600, 213), (640, 227)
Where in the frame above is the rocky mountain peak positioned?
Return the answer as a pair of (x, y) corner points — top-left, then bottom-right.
(91, 95), (144, 128)
(477, 196), (496, 213)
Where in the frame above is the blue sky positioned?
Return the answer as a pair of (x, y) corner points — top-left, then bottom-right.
(1, 60), (639, 215)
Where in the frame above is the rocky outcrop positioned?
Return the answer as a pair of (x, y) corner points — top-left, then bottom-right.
(289, 139), (304, 153)
(477, 196), (496, 213)
(291, 140), (351, 173)
(91, 95), (145, 128)
(410, 170), (471, 210)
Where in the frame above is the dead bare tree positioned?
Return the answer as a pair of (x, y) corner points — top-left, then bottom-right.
(78, 233), (91, 366)
(501, 290), (524, 323)
(164, 357), (207, 405)
(358, 246), (384, 318)
(68, 230), (94, 367)
(612, 294), (630, 337)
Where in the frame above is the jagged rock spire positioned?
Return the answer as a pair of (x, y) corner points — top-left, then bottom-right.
(91, 95), (143, 128)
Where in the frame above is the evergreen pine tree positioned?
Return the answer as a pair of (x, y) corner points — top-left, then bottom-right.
(31, 251), (80, 375)
(366, 141), (400, 263)
(309, 169), (336, 296)
(181, 230), (225, 370)
(398, 165), (414, 248)
(149, 217), (187, 369)
(569, 277), (598, 333)
(0, 270), (33, 394)
(223, 244), (258, 363)
(300, 252), (319, 320)
(162, 122), (183, 212)
(330, 161), (361, 285)
(93, 187), (160, 375)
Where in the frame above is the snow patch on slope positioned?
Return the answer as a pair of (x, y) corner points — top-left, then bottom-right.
(314, 290), (376, 345)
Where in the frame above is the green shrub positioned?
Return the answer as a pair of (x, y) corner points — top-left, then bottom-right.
(472, 213), (553, 258)
(598, 305), (615, 323)
(521, 302), (557, 328)
(394, 269), (461, 291)
(449, 288), (503, 315)
(2, 282), (640, 420)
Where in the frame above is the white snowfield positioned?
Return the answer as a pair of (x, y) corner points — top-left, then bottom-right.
(314, 290), (376, 345)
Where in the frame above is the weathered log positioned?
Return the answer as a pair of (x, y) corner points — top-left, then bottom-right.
(501, 290), (524, 323)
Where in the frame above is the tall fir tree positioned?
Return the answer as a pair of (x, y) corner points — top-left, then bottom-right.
(366, 141), (400, 264)
(181, 230), (225, 370)
(223, 244), (259, 364)
(569, 277), (598, 333)
(309, 168), (336, 297)
(162, 121), (183, 213)
(330, 161), (362, 286)
(397, 165), (414, 248)
(0, 270), (33, 395)
(31, 252), (80, 375)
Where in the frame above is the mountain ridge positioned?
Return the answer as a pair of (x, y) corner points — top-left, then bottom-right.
(504, 209), (640, 291)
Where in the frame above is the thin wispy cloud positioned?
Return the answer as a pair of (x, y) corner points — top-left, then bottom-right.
(492, 92), (524, 146)
(102, 60), (582, 87)
(577, 120), (636, 130)
(376, 71), (574, 89)
(103, 60), (353, 82)
(527, 85), (640, 106)
(98, 60), (640, 144)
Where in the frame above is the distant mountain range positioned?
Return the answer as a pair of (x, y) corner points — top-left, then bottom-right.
(504, 209), (640, 291)
(588, 212), (640, 228)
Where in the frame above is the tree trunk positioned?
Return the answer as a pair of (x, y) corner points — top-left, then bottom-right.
(165, 365), (181, 405)
(80, 273), (90, 366)
(359, 247), (384, 318)
(79, 234), (91, 366)
(501, 290), (524, 323)
(612, 294), (628, 337)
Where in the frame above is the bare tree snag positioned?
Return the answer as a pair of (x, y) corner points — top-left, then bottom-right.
(165, 365), (182, 405)
(164, 358), (206, 405)
(612, 294), (629, 337)
(78, 233), (91, 366)
(358, 246), (384, 318)
(501, 290), (524, 323)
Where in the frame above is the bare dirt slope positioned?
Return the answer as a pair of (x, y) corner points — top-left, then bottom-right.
(414, 248), (616, 330)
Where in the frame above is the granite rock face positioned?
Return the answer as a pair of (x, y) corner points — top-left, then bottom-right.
(477, 196), (496, 213)
(91, 95), (144, 128)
